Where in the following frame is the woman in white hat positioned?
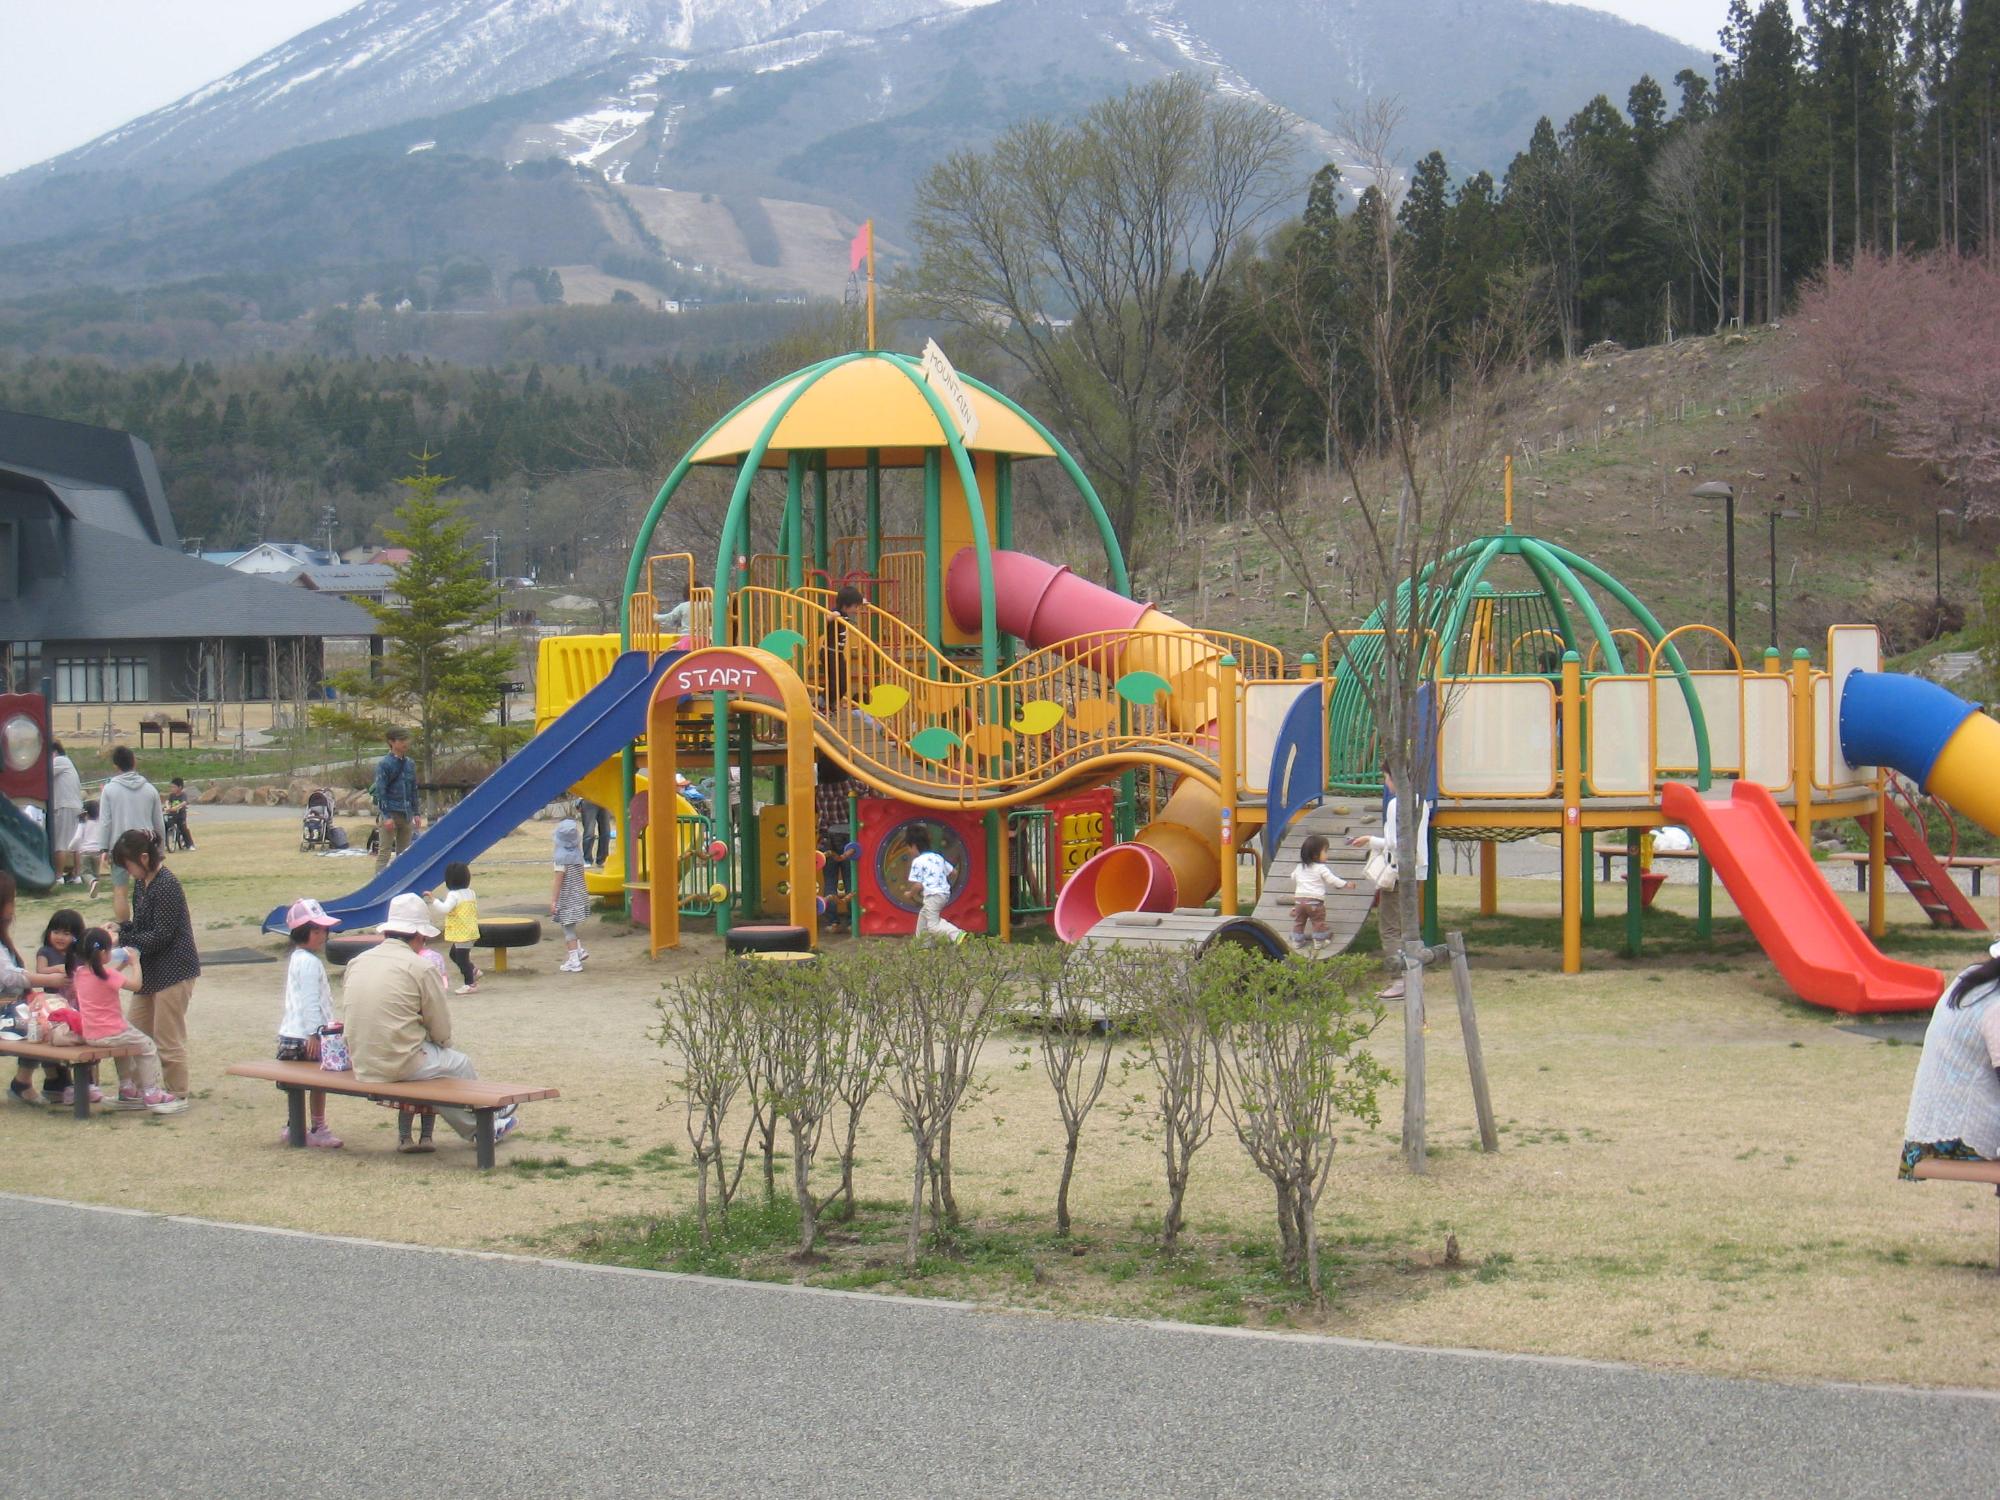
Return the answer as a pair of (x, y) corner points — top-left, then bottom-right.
(1901, 939), (2000, 1179)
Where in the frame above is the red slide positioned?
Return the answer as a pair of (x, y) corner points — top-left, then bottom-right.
(1659, 781), (1943, 1014)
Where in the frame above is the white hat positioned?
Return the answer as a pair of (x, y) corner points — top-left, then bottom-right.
(379, 892), (439, 938)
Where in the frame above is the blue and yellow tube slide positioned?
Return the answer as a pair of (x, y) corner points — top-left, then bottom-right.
(1840, 672), (2000, 835)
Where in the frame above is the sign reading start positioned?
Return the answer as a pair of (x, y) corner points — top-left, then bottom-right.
(666, 654), (782, 702)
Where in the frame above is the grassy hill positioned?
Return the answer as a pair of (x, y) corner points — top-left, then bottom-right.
(1140, 328), (1992, 672)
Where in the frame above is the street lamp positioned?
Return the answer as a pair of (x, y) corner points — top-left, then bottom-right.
(1766, 507), (1801, 650)
(1935, 507), (1959, 607)
(1690, 480), (1737, 648)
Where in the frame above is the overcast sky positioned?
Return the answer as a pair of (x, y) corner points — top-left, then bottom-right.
(0, 0), (1732, 178)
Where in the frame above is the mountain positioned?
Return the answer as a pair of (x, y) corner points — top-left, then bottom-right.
(0, 0), (1704, 303)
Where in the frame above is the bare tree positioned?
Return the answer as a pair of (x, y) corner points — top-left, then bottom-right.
(1203, 946), (1391, 1300)
(653, 964), (753, 1246)
(1252, 103), (1514, 1002)
(1646, 119), (1734, 333)
(821, 946), (893, 1221)
(1025, 946), (1117, 1236)
(905, 73), (1296, 556)
(875, 939), (1013, 1271)
(1108, 945), (1222, 1252)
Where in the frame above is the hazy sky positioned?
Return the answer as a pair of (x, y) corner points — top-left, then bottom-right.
(0, 0), (1733, 178)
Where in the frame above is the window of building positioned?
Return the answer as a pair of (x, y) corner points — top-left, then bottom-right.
(5, 641), (42, 694)
(0, 521), (17, 602)
(54, 656), (150, 705)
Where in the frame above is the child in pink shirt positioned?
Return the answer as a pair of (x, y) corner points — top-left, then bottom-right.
(73, 928), (187, 1115)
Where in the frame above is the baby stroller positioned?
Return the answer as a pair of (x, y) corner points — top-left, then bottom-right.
(300, 789), (342, 852)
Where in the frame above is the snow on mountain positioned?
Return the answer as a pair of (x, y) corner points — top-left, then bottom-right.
(30, 0), (996, 182)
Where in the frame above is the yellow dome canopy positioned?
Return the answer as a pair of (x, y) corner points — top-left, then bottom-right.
(686, 352), (1057, 470)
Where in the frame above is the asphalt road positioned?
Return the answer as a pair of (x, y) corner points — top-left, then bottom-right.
(4, 1194), (1994, 1498)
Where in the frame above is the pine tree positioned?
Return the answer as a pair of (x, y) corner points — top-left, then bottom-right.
(332, 456), (515, 779)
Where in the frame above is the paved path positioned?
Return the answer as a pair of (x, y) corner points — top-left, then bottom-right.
(3, 1195), (1993, 1498)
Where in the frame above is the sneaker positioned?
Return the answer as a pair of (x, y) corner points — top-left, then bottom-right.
(575, 945), (590, 961)
(493, 1115), (519, 1146)
(559, 956), (583, 973)
(106, 1089), (148, 1112)
(1376, 981), (1407, 1001)
(143, 1089), (189, 1115)
(455, 981), (480, 995)
(306, 1126), (343, 1149)
(8, 1079), (40, 1107)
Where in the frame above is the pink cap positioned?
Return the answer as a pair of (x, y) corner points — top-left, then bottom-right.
(286, 897), (341, 929)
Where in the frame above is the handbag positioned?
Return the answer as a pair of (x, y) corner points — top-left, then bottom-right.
(1364, 845), (1397, 891)
(317, 1023), (352, 1072)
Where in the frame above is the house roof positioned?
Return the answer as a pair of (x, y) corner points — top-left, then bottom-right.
(0, 410), (177, 547)
(3, 522), (376, 642)
(199, 550), (248, 566)
(289, 564), (396, 592)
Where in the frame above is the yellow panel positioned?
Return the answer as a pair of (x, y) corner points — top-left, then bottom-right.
(535, 633), (622, 728)
(939, 450), (996, 646)
(688, 357), (1056, 465)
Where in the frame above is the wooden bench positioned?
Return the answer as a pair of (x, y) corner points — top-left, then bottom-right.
(1597, 845), (1699, 882)
(1827, 850), (2000, 896)
(1910, 1157), (2000, 1272)
(0, 1038), (147, 1118)
(225, 1059), (558, 1168)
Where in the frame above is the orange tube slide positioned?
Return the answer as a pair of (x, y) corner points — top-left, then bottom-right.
(945, 548), (1226, 939)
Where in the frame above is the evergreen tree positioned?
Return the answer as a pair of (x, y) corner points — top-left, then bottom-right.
(332, 456), (515, 778)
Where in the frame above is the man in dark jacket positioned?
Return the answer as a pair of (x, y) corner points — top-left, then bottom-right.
(370, 729), (417, 871)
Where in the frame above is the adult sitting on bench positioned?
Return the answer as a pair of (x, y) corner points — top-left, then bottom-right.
(1901, 938), (2000, 1183)
(342, 894), (519, 1155)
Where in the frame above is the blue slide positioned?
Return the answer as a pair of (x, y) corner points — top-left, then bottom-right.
(265, 650), (677, 933)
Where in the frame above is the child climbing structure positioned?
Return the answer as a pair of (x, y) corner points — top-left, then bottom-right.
(605, 344), (1994, 1016)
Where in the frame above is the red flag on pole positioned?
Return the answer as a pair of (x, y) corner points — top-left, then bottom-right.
(849, 219), (871, 273)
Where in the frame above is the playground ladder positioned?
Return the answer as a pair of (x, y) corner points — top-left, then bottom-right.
(1862, 801), (1988, 931)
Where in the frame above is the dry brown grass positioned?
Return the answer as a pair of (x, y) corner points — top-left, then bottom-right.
(6, 812), (1995, 1389)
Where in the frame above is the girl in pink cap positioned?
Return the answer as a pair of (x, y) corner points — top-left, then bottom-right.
(277, 897), (343, 1148)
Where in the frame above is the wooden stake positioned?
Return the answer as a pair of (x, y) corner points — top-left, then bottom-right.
(1448, 931), (1498, 1152)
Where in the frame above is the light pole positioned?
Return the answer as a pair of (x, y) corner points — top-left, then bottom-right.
(485, 531), (502, 637)
(1935, 507), (1958, 607)
(1766, 507), (1801, 650)
(1691, 480), (1737, 648)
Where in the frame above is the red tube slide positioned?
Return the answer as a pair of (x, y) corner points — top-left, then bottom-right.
(946, 548), (1226, 940)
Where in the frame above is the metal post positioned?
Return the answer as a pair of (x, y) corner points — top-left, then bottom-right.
(1559, 651), (1583, 974)
(1768, 508), (1779, 649)
(1217, 655), (1238, 916)
(1724, 488), (1736, 650)
(1478, 840), (1498, 916)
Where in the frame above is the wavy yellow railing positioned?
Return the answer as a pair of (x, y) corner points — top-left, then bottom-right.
(679, 588), (1294, 803)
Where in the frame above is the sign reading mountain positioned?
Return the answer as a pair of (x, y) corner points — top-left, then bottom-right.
(0, 0), (1702, 302)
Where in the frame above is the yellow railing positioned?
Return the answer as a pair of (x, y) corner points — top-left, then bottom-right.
(877, 550), (925, 630)
(832, 534), (924, 581)
(717, 588), (1279, 802)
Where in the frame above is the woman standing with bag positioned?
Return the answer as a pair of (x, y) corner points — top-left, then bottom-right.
(1351, 770), (1430, 1002)
(108, 830), (202, 1100)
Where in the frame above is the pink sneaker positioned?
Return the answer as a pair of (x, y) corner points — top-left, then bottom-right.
(306, 1126), (343, 1149)
(57, 1085), (101, 1105)
(143, 1089), (190, 1116)
(106, 1088), (148, 1113)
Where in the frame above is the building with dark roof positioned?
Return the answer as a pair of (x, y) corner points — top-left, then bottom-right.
(0, 409), (376, 705)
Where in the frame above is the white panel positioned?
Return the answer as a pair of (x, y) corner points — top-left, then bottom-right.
(1242, 682), (1315, 796)
(1826, 624), (1882, 787)
(1587, 678), (1651, 794)
(1741, 674), (1793, 789)
(1814, 676), (1833, 788)
(1439, 679), (1555, 795)
(1655, 671), (1743, 774)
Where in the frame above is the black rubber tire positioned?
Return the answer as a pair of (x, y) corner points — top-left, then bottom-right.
(725, 924), (813, 955)
(324, 933), (386, 967)
(475, 917), (542, 949)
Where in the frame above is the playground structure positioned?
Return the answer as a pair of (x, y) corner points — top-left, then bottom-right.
(285, 347), (2000, 1016)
